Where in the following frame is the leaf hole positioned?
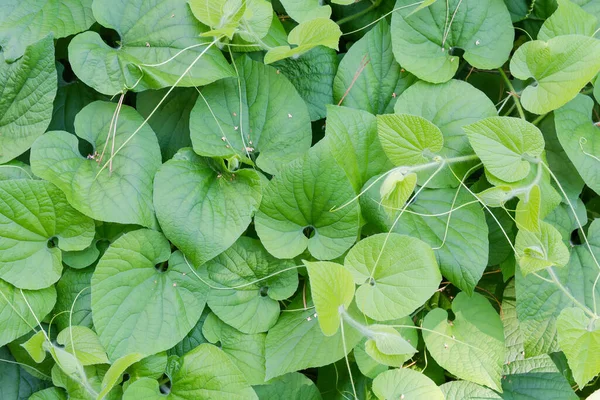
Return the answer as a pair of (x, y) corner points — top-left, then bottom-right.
(365, 277), (376, 287)
(259, 286), (269, 297)
(47, 237), (58, 249)
(448, 47), (465, 57)
(303, 226), (315, 238)
(155, 261), (169, 272)
(98, 26), (122, 49)
(570, 229), (582, 246)
(159, 378), (172, 395)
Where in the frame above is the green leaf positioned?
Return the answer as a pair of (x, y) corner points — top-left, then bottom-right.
(0, 280), (56, 347)
(377, 114), (444, 166)
(423, 292), (505, 391)
(354, 338), (388, 378)
(136, 88), (197, 161)
(30, 101), (162, 228)
(379, 170), (417, 216)
(0, 0), (94, 62)
(253, 372), (322, 400)
(390, 0), (514, 83)
(0, 161), (33, 181)
(515, 184), (542, 233)
(364, 325), (417, 367)
(344, 233), (441, 321)
(122, 344), (257, 400)
(153, 148), (262, 268)
(21, 330), (47, 364)
(202, 313), (266, 385)
(264, 292), (363, 380)
(29, 387), (67, 400)
(0, 347), (50, 400)
(272, 46), (338, 121)
(464, 117), (545, 183)
(361, 185), (489, 294)
(557, 307), (600, 387)
(56, 326), (108, 366)
(509, 35), (600, 114)
(51, 364), (119, 400)
(502, 372), (578, 399)
(97, 353), (144, 400)
(53, 266), (93, 332)
(91, 230), (208, 360)
(372, 368), (445, 400)
(333, 20), (416, 114)
(440, 380), (502, 399)
(255, 145), (360, 260)
(0, 180), (95, 290)
(68, 0), (234, 95)
(167, 310), (209, 357)
(264, 18), (342, 64)
(515, 221), (570, 275)
(189, 55), (312, 174)
(304, 261), (355, 336)
(554, 94), (600, 194)
(188, 0), (247, 39)
(394, 79), (497, 188)
(538, 0), (597, 40)
(280, 0), (332, 23)
(324, 105), (392, 193)
(0, 35), (57, 164)
(201, 237), (297, 334)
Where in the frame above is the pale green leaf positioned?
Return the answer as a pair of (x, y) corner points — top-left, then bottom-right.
(91, 230), (208, 360)
(440, 381), (502, 399)
(515, 221), (570, 275)
(97, 353), (145, 400)
(365, 325), (416, 366)
(379, 171), (417, 217)
(538, 0), (597, 40)
(30, 101), (162, 228)
(372, 368), (445, 400)
(51, 364), (120, 400)
(515, 184), (541, 233)
(280, 0), (332, 23)
(21, 331), (47, 364)
(153, 149), (262, 268)
(188, 0), (247, 39)
(354, 339), (388, 378)
(56, 326), (108, 366)
(510, 35), (600, 114)
(29, 387), (68, 400)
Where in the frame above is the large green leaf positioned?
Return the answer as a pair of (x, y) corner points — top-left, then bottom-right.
(538, 0), (597, 40)
(122, 344), (257, 399)
(153, 148), (262, 267)
(372, 368), (445, 400)
(324, 105), (392, 193)
(0, 0), (94, 62)
(91, 229), (208, 361)
(502, 372), (578, 399)
(255, 144), (360, 260)
(68, 0), (234, 95)
(202, 313), (266, 385)
(136, 88), (197, 161)
(440, 380), (502, 399)
(0, 280), (56, 347)
(333, 20), (416, 114)
(423, 292), (505, 391)
(390, 0), (514, 83)
(554, 94), (600, 194)
(557, 307), (600, 387)
(344, 233), (441, 321)
(0, 36), (57, 164)
(394, 79), (497, 187)
(464, 117), (545, 183)
(200, 237), (297, 334)
(189, 55), (311, 174)
(30, 101), (162, 228)
(0, 180), (94, 290)
(361, 184), (489, 294)
(510, 35), (600, 114)
(0, 347), (50, 400)
(253, 372), (322, 400)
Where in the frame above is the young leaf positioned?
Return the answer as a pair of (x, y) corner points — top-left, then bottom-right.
(21, 331), (47, 364)
(56, 326), (108, 366)
(372, 368), (445, 400)
(379, 170), (417, 216)
(30, 101), (162, 228)
(364, 325), (417, 367)
(464, 117), (545, 183)
(0, 180), (95, 290)
(279, 0), (332, 23)
(333, 19), (416, 114)
(188, 0), (247, 39)
(554, 94), (600, 195)
(122, 344), (257, 399)
(201, 237), (298, 334)
(97, 353), (145, 400)
(557, 307), (600, 388)
(189, 56), (312, 174)
(515, 184), (542, 233)
(255, 144), (360, 260)
(538, 0), (597, 40)
(390, 0), (514, 83)
(0, 35), (57, 164)
(91, 230), (208, 361)
(510, 35), (600, 114)
(153, 149), (262, 268)
(264, 18), (342, 64)
(344, 233), (441, 321)
(515, 221), (570, 275)
(68, 0), (234, 95)
(425, 292), (505, 391)
(304, 261), (355, 336)
(377, 114), (444, 166)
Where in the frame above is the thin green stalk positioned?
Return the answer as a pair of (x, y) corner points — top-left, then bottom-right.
(336, 0), (383, 26)
(547, 267), (597, 319)
(531, 113), (548, 126)
(498, 68), (526, 120)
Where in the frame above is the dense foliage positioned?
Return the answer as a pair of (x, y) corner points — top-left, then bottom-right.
(0, 0), (599, 399)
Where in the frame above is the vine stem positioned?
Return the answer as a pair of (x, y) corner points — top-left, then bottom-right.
(336, 0), (383, 26)
(547, 267), (597, 320)
(498, 68), (526, 120)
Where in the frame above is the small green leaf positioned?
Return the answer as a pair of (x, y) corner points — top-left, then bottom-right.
(97, 353), (145, 400)
(280, 0), (332, 23)
(510, 35), (600, 114)
(464, 117), (545, 183)
(372, 368), (445, 400)
(21, 331), (47, 364)
(56, 326), (108, 366)
(538, 0), (597, 40)
(304, 261), (355, 336)
(188, 0), (247, 39)
(515, 184), (542, 233)
(344, 233), (441, 321)
(379, 170), (417, 216)
(423, 292), (505, 391)
(364, 325), (417, 367)
(515, 221), (570, 275)
(264, 18), (341, 64)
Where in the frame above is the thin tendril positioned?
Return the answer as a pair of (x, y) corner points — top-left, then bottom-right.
(0, 165), (33, 179)
(341, 1), (425, 36)
(339, 320), (357, 400)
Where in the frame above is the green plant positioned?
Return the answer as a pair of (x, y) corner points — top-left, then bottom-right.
(1, 0), (600, 398)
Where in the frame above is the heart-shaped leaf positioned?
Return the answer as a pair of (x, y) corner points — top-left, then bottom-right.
(538, 0), (597, 40)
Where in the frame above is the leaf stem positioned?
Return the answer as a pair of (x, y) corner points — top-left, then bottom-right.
(546, 267), (597, 319)
(498, 68), (526, 120)
(531, 113), (548, 126)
